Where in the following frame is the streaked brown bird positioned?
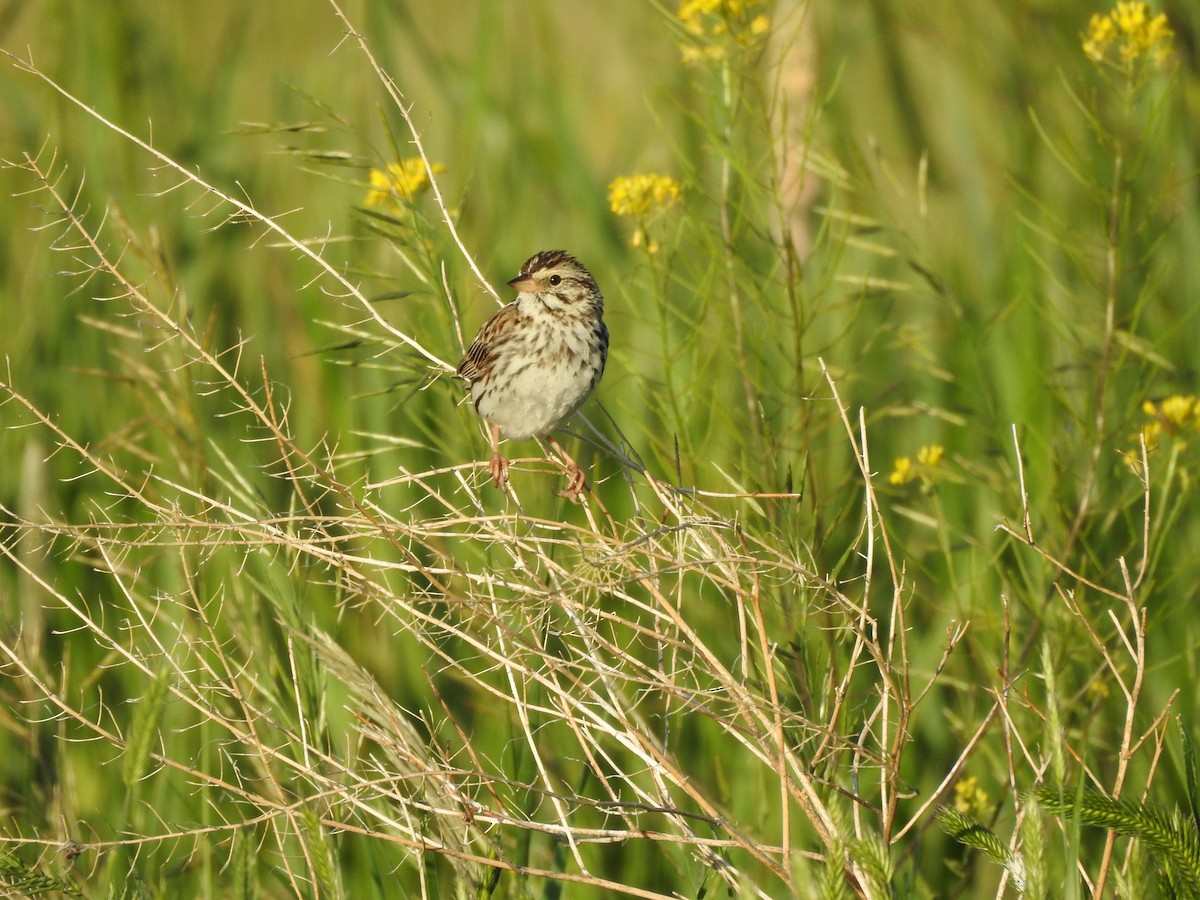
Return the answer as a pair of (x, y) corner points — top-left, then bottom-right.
(456, 250), (608, 501)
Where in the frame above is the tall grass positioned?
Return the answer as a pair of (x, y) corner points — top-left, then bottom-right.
(1, 0), (1199, 896)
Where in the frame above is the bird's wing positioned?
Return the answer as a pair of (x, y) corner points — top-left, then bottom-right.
(456, 303), (520, 383)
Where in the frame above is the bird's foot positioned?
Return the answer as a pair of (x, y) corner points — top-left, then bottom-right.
(556, 464), (587, 503)
(488, 452), (510, 489)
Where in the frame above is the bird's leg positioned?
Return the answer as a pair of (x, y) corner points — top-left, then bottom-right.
(487, 423), (509, 488)
(545, 435), (587, 502)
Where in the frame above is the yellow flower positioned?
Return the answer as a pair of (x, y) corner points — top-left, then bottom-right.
(889, 445), (945, 488)
(364, 159), (444, 209)
(1123, 395), (1200, 473)
(628, 228), (663, 255)
(608, 173), (682, 218)
(609, 174), (681, 253)
(1082, 2), (1173, 67)
(676, 0), (770, 64)
(1083, 13), (1118, 61)
(678, 0), (722, 35)
(1114, 0), (1147, 33)
(888, 456), (914, 487)
(954, 776), (991, 816)
(1146, 394), (1200, 431)
(1144, 13), (1174, 64)
(918, 445), (944, 467)
(680, 43), (728, 64)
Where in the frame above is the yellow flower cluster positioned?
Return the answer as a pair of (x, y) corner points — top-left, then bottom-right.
(608, 174), (682, 254)
(1124, 395), (1200, 471)
(1083, 2), (1173, 66)
(608, 174), (682, 218)
(954, 776), (991, 817)
(889, 445), (945, 488)
(364, 159), (444, 210)
(677, 0), (770, 64)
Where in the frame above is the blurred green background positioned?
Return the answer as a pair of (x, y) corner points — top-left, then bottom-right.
(3, 0), (1200, 895)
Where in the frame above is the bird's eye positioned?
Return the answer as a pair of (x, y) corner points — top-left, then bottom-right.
(549, 274), (562, 286)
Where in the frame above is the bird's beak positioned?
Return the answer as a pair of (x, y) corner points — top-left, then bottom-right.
(508, 275), (540, 293)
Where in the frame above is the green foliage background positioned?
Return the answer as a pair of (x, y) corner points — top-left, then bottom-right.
(1, 0), (1200, 896)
